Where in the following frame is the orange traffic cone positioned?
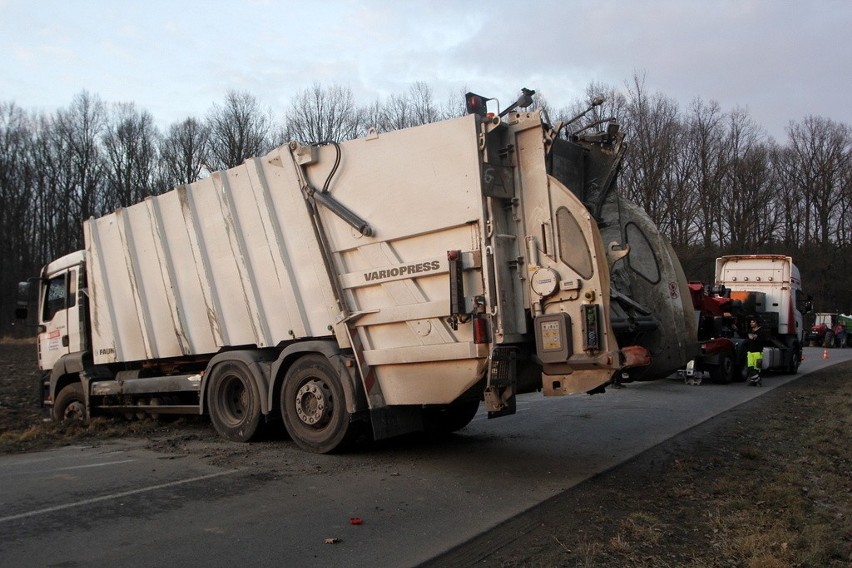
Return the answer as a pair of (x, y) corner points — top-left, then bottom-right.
(822, 348), (829, 360)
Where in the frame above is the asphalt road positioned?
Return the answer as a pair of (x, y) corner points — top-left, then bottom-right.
(1, 346), (850, 567)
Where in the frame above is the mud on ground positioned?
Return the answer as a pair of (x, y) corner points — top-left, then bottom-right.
(0, 339), (222, 455)
(0, 339), (47, 445)
(2, 339), (850, 567)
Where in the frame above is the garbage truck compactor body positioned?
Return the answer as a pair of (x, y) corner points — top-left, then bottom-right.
(28, 107), (696, 453)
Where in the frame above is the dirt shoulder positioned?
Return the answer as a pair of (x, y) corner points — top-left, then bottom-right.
(0, 339), (45, 445)
(0, 340), (220, 454)
(2, 340), (850, 566)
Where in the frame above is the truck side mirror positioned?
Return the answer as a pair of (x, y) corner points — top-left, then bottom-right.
(15, 279), (39, 323)
(15, 281), (30, 320)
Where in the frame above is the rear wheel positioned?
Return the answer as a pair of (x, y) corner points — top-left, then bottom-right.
(208, 361), (263, 442)
(53, 383), (86, 422)
(281, 355), (354, 454)
(423, 400), (480, 434)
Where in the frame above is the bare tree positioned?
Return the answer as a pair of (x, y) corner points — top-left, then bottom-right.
(206, 90), (272, 170)
(772, 143), (806, 247)
(361, 98), (387, 133)
(783, 116), (851, 247)
(285, 83), (362, 143)
(0, 104), (33, 241)
(4, 81), (852, 331)
(666, 123), (700, 247)
(383, 92), (413, 131)
(440, 87), (470, 120)
(620, 74), (681, 230)
(0, 103), (40, 332)
(51, 91), (106, 250)
(102, 102), (161, 210)
(26, 113), (59, 263)
(160, 117), (211, 186)
(408, 81), (439, 125)
(721, 108), (775, 248)
(684, 98), (727, 247)
(838, 154), (852, 246)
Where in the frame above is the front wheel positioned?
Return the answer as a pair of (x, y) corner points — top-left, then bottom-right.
(281, 355), (354, 454)
(207, 361), (263, 442)
(788, 347), (802, 374)
(53, 382), (86, 422)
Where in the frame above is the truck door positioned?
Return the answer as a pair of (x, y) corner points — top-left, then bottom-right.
(38, 267), (83, 371)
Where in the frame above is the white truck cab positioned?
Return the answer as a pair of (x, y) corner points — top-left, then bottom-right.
(36, 250), (87, 372)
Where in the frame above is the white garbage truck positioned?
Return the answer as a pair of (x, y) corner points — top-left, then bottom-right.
(20, 90), (696, 453)
(683, 254), (808, 384)
(713, 254), (807, 374)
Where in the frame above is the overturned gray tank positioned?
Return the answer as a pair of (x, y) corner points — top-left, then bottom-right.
(548, 127), (696, 381)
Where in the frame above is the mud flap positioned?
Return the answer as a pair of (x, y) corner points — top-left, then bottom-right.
(484, 347), (517, 418)
(369, 406), (423, 441)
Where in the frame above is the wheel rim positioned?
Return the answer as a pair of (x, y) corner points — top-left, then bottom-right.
(294, 379), (333, 428)
(220, 375), (247, 425)
(64, 400), (85, 421)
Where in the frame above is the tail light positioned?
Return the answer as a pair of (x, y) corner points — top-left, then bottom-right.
(473, 315), (489, 344)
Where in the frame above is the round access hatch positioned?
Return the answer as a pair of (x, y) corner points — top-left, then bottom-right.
(531, 267), (560, 298)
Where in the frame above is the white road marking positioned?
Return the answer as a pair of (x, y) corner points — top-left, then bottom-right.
(0, 459), (138, 477)
(0, 469), (239, 524)
(0, 447), (94, 467)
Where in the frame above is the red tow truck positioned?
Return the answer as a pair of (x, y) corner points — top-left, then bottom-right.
(682, 283), (748, 384)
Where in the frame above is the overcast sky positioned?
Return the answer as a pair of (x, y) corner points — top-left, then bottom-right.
(1, 0), (850, 142)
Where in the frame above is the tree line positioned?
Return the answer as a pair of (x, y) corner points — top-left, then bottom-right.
(2, 77), (850, 336)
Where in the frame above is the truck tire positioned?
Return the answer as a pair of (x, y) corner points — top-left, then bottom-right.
(732, 350), (749, 382)
(709, 354), (734, 384)
(787, 345), (802, 374)
(208, 361), (263, 443)
(423, 400), (480, 434)
(281, 354), (353, 454)
(53, 383), (86, 422)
